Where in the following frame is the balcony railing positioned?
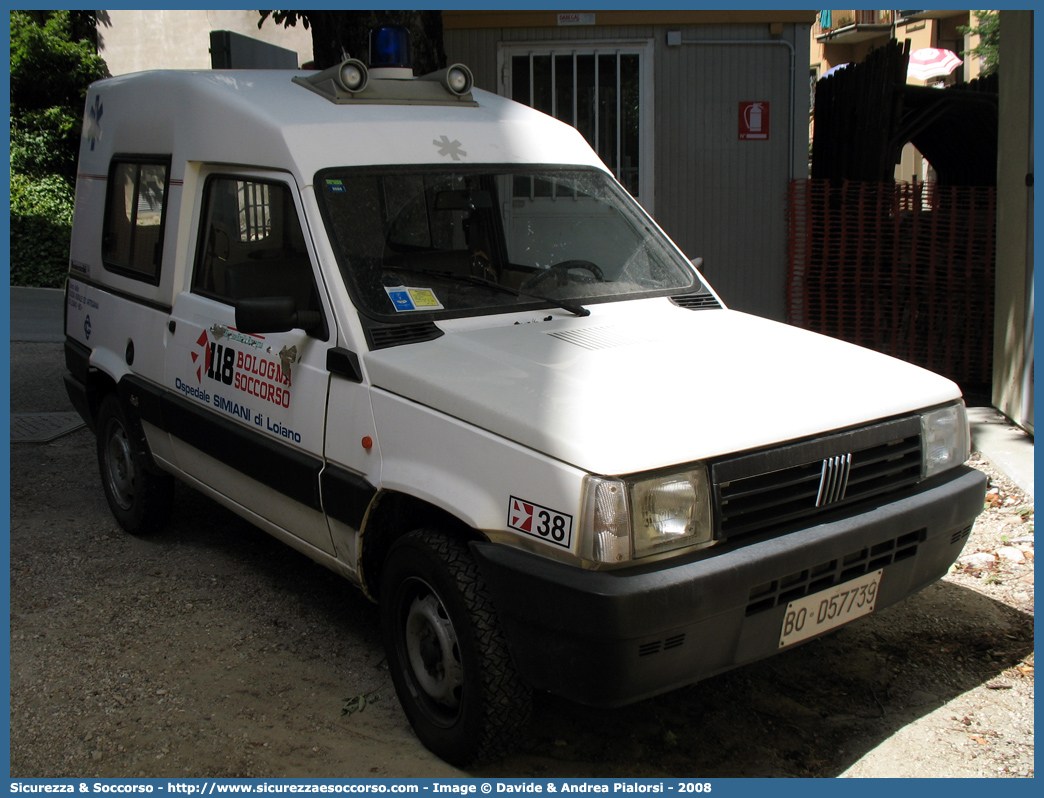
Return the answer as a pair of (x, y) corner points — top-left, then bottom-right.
(817, 10), (894, 33)
(816, 10), (894, 42)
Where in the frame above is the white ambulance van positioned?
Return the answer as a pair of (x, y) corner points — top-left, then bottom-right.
(65, 32), (986, 766)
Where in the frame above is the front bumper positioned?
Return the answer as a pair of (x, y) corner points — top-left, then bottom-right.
(472, 465), (986, 707)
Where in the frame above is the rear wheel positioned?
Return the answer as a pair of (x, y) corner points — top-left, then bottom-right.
(380, 529), (531, 767)
(96, 393), (174, 535)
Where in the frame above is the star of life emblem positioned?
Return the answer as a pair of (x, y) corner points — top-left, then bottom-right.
(433, 135), (467, 161)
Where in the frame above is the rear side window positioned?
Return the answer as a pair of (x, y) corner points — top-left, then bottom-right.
(102, 157), (170, 283)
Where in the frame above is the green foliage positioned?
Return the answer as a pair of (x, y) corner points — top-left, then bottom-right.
(10, 173), (76, 288)
(959, 10), (1000, 77)
(10, 10), (109, 117)
(10, 10), (109, 286)
(10, 9), (109, 185)
(11, 107), (80, 180)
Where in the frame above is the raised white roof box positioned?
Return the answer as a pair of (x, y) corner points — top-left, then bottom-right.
(76, 69), (604, 184)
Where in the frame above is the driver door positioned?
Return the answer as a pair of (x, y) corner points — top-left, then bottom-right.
(165, 168), (337, 554)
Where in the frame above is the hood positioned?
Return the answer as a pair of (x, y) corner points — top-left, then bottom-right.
(363, 300), (961, 475)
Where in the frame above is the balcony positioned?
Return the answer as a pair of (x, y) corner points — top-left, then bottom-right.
(816, 10), (894, 44)
(897, 10), (968, 23)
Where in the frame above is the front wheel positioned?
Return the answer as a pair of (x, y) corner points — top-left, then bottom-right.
(380, 529), (531, 767)
(95, 393), (174, 535)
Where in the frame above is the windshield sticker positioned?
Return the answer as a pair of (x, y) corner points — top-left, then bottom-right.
(325, 178), (347, 193)
(385, 286), (445, 312)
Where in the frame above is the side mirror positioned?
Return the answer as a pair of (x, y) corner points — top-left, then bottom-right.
(235, 297), (322, 334)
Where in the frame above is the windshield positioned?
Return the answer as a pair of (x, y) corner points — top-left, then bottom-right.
(316, 167), (698, 321)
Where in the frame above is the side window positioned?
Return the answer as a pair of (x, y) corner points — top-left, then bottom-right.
(102, 157), (170, 283)
(192, 176), (320, 316)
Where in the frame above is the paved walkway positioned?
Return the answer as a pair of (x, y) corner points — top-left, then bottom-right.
(968, 406), (1034, 499)
(10, 286), (66, 343)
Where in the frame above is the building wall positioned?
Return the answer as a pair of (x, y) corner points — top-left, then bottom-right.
(809, 11), (981, 82)
(992, 10), (1034, 431)
(446, 14), (812, 321)
(654, 24), (807, 319)
(97, 10), (312, 75)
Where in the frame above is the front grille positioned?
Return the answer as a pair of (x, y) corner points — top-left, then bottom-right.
(745, 528), (925, 616)
(711, 416), (923, 541)
(951, 525), (972, 546)
(637, 633), (686, 657)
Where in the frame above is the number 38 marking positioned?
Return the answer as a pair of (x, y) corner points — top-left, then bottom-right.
(536, 510), (568, 541)
(507, 496), (574, 549)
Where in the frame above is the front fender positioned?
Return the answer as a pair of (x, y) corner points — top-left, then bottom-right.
(369, 388), (587, 557)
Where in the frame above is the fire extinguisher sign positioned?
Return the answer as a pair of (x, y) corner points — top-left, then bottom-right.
(739, 101), (770, 140)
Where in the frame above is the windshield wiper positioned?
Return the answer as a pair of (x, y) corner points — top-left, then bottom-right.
(390, 267), (590, 317)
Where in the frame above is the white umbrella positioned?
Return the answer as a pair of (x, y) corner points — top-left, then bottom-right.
(907, 48), (962, 81)
(820, 63), (850, 80)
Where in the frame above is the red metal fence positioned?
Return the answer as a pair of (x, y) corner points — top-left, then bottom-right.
(787, 179), (996, 385)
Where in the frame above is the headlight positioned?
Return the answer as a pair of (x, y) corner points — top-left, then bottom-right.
(921, 401), (970, 478)
(581, 466), (714, 563)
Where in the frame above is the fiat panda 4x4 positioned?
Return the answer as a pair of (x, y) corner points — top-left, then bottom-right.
(64, 33), (986, 766)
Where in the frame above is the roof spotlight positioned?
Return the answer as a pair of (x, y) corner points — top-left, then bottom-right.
(296, 57), (369, 97)
(336, 58), (369, 93)
(421, 64), (474, 96)
(445, 65), (473, 95)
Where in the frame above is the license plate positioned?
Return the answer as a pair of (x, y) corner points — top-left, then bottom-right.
(778, 569), (882, 648)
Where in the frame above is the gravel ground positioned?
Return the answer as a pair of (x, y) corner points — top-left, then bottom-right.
(9, 342), (1034, 778)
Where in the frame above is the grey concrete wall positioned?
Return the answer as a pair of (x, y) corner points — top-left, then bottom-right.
(992, 9), (1034, 432)
(97, 10), (313, 75)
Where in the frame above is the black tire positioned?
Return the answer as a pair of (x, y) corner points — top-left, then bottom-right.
(380, 529), (532, 767)
(95, 393), (174, 535)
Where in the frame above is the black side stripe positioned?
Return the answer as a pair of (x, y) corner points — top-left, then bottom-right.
(121, 375), (331, 513)
(320, 465), (378, 530)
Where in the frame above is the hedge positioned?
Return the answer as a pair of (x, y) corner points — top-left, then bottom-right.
(10, 172), (74, 288)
